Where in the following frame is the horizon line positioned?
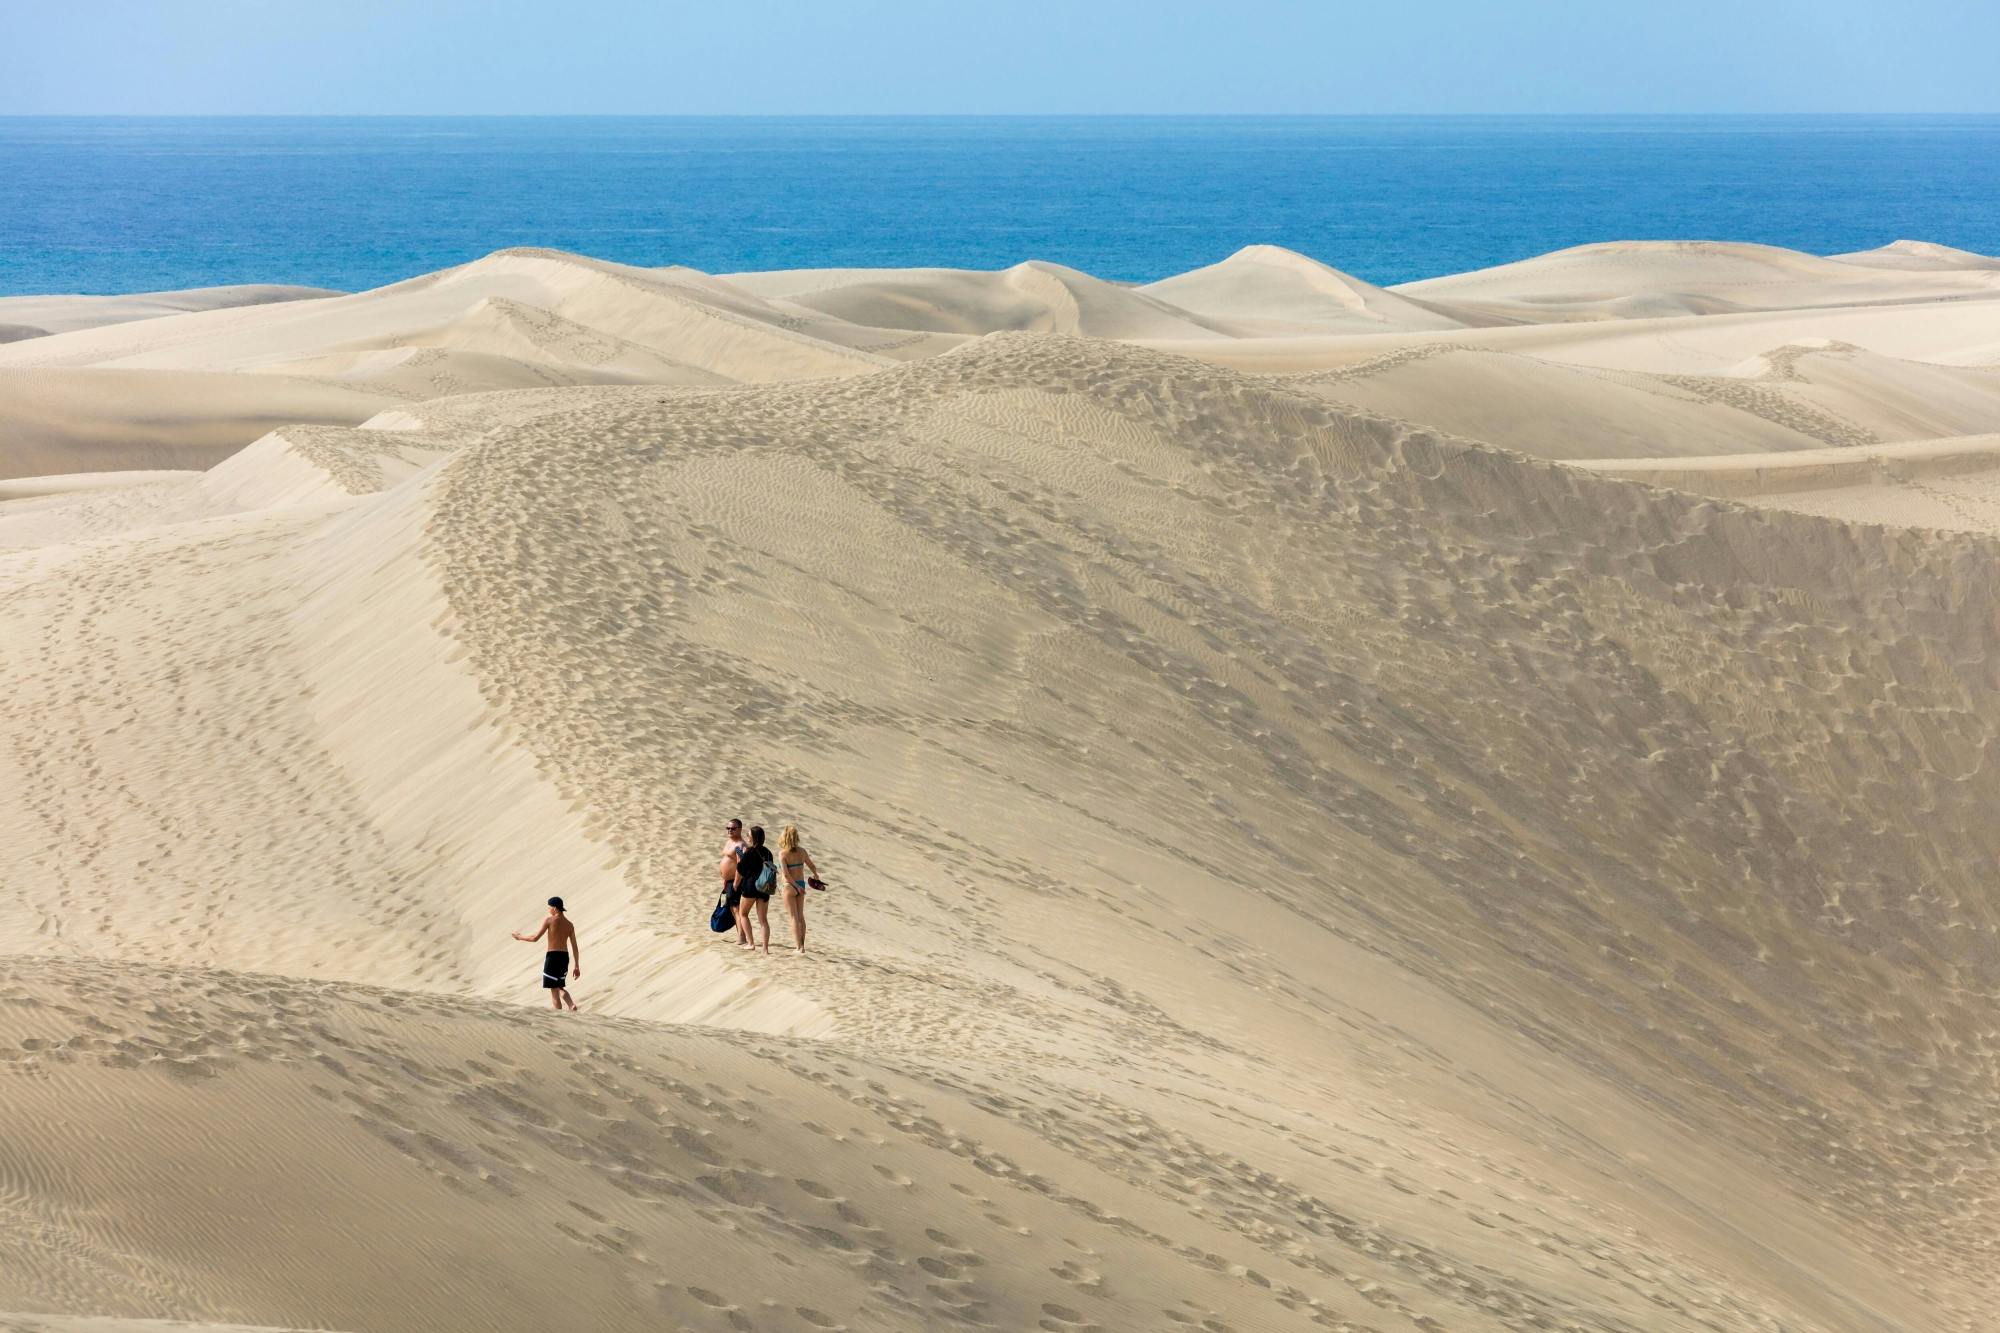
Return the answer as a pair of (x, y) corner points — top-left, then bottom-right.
(6, 110), (2000, 120)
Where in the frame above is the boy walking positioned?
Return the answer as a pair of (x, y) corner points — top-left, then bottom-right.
(512, 896), (580, 1010)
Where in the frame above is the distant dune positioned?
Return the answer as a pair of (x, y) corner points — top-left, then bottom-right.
(1141, 244), (1474, 333)
(0, 283), (339, 341)
(1830, 238), (2000, 271)
(4, 240), (2000, 1331)
(726, 258), (1232, 339)
(1393, 238), (2000, 321)
(9, 238), (2000, 480)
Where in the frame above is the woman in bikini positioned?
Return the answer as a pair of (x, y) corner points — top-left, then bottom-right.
(777, 824), (821, 955)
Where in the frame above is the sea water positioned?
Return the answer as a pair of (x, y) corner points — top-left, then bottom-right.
(3, 115), (1998, 296)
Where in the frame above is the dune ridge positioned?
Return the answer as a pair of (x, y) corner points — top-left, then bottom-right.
(8, 238), (2000, 481)
(4, 240), (2000, 1331)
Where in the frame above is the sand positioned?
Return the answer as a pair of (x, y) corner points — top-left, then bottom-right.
(1140, 245), (1473, 335)
(0, 284), (338, 344)
(3, 239), (1999, 1332)
(1392, 239), (2000, 322)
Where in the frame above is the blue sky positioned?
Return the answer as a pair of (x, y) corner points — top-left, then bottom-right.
(4, 0), (1995, 115)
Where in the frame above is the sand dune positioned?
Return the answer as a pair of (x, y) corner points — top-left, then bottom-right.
(1286, 343), (1858, 458)
(0, 1318), (329, 1333)
(0, 251), (904, 480)
(1172, 289), (2000, 383)
(5, 244), (2000, 1330)
(725, 259), (1233, 339)
(0, 284), (338, 343)
(12, 239), (2000, 481)
(1716, 338), (2000, 438)
(1394, 238), (2000, 322)
(0, 250), (895, 380)
(1140, 244), (1473, 334)
(0, 368), (396, 480)
(1830, 238), (2000, 271)
(1244, 334), (2000, 461)
(1576, 430), (2000, 532)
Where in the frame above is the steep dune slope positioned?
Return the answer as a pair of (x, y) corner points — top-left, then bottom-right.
(3, 335), (1997, 1330)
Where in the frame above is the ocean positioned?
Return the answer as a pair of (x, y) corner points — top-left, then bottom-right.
(3, 115), (1998, 296)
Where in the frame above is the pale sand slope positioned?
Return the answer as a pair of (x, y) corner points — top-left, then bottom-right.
(1392, 239), (2000, 322)
(1279, 338), (2000, 459)
(0, 1318), (330, 1333)
(5, 333), (2000, 1330)
(0, 250), (903, 378)
(0, 284), (338, 344)
(723, 259), (1234, 339)
(13, 239), (2000, 481)
(1830, 239), (2000, 271)
(1165, 291), (2000, 388)
(0, 369), (399, 480)
(728, 249), (1475, 341)
(1576, 431), (2000, 534)
(0, 471), (198, 501)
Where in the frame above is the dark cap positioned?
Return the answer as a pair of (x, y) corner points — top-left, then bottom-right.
(548, 896), (565, 911)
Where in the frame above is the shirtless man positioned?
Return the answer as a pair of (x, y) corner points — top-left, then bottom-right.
(722, 818), (750, 946)
(512, 896), (580, 1011)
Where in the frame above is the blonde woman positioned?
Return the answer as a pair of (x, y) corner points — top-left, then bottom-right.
(776, 825), (822, 954)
